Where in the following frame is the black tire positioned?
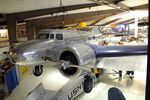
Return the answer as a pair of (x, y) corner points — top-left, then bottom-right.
(33, 65), (43, 76)
(83, 75), (93, 93)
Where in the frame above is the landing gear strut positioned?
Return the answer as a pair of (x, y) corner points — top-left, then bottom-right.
(33, 65), (43, 76)
(119, 70), (122, 78)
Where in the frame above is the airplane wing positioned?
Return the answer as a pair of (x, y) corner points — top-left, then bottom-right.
(89, 45), (147, 58)
(89, 44), (147, 71)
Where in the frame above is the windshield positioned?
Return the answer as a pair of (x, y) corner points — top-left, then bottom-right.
(36, 34), (49, 39)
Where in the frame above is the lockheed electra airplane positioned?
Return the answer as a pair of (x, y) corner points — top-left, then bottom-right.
(7, 29), (147, 93)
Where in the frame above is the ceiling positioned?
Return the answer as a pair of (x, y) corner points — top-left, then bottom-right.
(0, 0), (148, 14)
(0, 0), (148, 27)
(96, 10), (148, 26)
(0, 0), (93, 14)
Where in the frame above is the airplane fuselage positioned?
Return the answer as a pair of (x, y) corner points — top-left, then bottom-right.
(10, 29), (93, 65)
(7, 28), (147, 80)
(9, 29), (147, 73)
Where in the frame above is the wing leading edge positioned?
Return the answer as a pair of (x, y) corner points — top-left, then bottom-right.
(89, 45), (147, 58)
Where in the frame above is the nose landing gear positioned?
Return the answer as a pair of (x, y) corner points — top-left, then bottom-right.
(33, 65), (43, 76)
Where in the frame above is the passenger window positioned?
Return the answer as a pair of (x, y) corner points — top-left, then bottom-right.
(56, 34), (63, 40)
(50, 34), (54, 39)
(37, 34), (44, 39)
(46, 34), (49, 39)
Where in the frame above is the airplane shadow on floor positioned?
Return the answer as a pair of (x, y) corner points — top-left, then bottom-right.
(99, 73), (134, 89)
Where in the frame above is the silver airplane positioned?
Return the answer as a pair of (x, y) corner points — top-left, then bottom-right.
(7, 29), (147, 93)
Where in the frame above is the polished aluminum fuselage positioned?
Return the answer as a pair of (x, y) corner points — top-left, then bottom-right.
(10, 29), (91, 65)
(10, 29), (147, 72)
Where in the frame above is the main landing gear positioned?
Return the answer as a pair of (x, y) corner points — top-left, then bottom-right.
(83, 68), (103, 93)
(33, 65), (43, 76)
(83, 75), (94, 93)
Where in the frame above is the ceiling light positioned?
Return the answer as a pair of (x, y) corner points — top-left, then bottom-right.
(0, 29), (8, 34)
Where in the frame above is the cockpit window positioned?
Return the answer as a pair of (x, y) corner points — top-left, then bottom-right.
(36, 34), (49, 39)
(50, 34), (54, 39)
(56, 34), (63, 40)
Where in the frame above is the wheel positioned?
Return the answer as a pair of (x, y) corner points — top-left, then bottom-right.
(33, 65), (43, 76)
(83, 75), (94, 93)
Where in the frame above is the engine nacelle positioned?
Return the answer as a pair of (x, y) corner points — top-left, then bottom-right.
(58, 44), (96, 79)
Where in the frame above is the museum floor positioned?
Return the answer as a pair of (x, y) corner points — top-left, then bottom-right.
(0, 46), (147, 100)
(4, 61), (147, 100)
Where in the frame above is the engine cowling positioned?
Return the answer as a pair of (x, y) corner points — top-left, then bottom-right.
(58, 44), (96, 79)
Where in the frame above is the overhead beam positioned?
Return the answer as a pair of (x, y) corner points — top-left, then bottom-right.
(28, 9), (120, 27)
(117, 3), (130, 11)
(138, 22), (148, 26)
(125, 18), (149, 25)
(130, 4), (148, 10)
(34, 13), (114, 29)
(5, 3), (99, 21)
(26, 9), (121, 33)
(116, 17), (148, 25)
(0, 4), (148, 26)
(28, 9), (121, 26)
(100, 18), (121, 26)
(88, 0), (130, 11)
(89, 17), (106, 26)
(115, 18), (134, 25)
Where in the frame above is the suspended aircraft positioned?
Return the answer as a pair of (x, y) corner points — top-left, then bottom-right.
(6, 29), (147, 93)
